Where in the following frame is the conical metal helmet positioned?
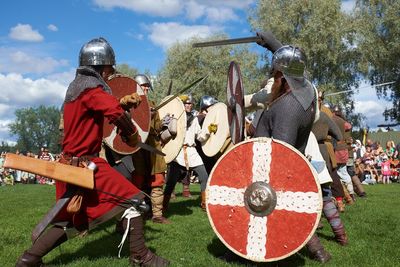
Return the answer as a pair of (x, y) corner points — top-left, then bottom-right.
(79, 37), (115, 66)
(199, 95), (217, 111)
(272, 45), (306, 78)
(134, 74), (153, 91)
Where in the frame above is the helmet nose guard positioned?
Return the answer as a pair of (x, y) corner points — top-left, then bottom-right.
(272, 45), (306, 78)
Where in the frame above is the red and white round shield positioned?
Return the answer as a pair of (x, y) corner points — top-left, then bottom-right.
(103, 74), (151, 155)
(206, 137), (322, 262)
(226, 61), (245, 145)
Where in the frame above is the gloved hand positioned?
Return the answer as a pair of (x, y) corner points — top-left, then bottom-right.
(208, 123), (218, 134)
(256, 31), (283, 53)
(124, 131), (139, 147)
(161, 113), (173, 127)
(120, 93), (141, 110)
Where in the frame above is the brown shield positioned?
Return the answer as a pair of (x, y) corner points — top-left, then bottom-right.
(158, 95), (187, 163)
(103, 74), (151, 155)
(226, 61), (245, 144)
(206, 137), (322, 262)
(201, 102), (230, 157)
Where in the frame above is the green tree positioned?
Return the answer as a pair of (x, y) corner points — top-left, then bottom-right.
(9, 106), (61, 154)
(0, 141), (15, 153)
(154, 34), (265, 109)
(249, 0), (361, 113)
(116, 64), (139, 78)
(353, 0), (400, 122)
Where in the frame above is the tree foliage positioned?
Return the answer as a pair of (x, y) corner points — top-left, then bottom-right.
(154, 34), (265, 110)
(249, 0), (361, 113)
(353, 0), (400, 122)
(116, 64), (139, 78)
(9, 106), (61, 154)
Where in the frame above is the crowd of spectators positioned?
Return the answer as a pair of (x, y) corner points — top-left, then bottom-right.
(1, 138), (399, 187)
(354, 139), (400, 185)
(0, 147), (57, 186)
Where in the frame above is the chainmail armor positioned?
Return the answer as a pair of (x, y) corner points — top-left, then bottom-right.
(64, 66), (112, 103)
(254, 90), (316, 154)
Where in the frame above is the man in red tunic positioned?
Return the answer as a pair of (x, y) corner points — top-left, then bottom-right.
(16, 37), (169, 267)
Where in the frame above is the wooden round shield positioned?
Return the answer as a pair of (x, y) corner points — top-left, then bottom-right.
(158, 95), (186, 163)
(103, 74), (150, 155)
(206, 137), (322, 262)
(201, 103), (230, 157)
(226, 61), (245, 145)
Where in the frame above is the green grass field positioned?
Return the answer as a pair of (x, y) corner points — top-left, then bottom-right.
(1, 183), (400, 267)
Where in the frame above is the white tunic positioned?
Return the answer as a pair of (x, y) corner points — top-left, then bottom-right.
(305, 132), (333, 185)
(174, 118), (210, 168)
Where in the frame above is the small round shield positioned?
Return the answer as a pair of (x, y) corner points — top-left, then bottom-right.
(226, 61), (245, 145)
(103, 74), (151, 155)
(201, 103), (230, 157)
(206, 137), (322, 262)
(158, 95), (187, 163)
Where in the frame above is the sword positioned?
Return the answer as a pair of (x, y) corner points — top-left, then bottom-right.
(193, 36), (261, 48)
(31, 187), (77, 243)
(137, 141), (165, 156)
(153, 75), (209, 111)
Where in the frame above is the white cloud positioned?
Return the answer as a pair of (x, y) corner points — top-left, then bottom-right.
(0, 72), (72, 143)
(200, 0), (254, 9)
(9, 24), (44, 42)
(93, 0), (182, 17)
(0, 73), (66, 108)
(147, 22), (221, 50)
(0, 119), (15, 143)
(94, 0), (254, 22)
(47, 24), (58, 32)
(0, 48), (69, 74)
(354, 99), (393, 128)
(185, 1), (206, 21)
(205, 7), (238, 22)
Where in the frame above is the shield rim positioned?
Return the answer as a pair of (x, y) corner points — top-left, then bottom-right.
(102, 73), (151, 155)
(205, 137), (322, 262)
(201, 102), (230, 157)
(158, 95), (187, 163)
(226, 61), (245, 145)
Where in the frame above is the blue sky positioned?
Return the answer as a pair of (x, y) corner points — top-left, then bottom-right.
(0, 0), (396, 144)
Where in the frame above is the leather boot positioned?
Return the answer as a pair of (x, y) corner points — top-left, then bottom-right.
(182, 184), (192, 198)
(323, 200), (348, 245)
(16, 251), (44, 267)
(16, 226), (67, 267)
(201, 191), (206, 211)
(151, 187), (171, 224)
(129, 216), (170, 267)
(351, 176), (366, 197)
(306, 234), (331, 263)
(343, 185), (354, 205)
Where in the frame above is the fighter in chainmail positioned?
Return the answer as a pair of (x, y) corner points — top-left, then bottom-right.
(164, 94), (212, 211)
(15, 37), (169, 267)
(254, 44), (332, 263)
